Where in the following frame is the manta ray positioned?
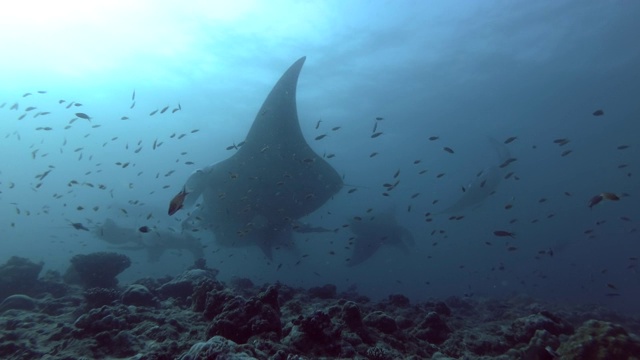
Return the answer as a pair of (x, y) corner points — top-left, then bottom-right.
(172, 57), (343, 259)
(439, 137), (512, 214)
(94, 218), (204, 262)
(346, 210), (415, 267)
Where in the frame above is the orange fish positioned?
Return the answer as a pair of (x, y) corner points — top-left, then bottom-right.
(168, 187), (189, 215)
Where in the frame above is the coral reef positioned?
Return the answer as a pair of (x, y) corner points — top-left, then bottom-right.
(121, 284), (158, 307)
(557, 320), (640, 359)
(0, 256), (43, 300)
(0, 256), (638, 359)
(66, 252), (131, 288)
(0, 294), (37, 313)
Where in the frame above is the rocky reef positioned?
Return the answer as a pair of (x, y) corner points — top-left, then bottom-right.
(65, 251), (132, 288)
(0, 254), (639, 359)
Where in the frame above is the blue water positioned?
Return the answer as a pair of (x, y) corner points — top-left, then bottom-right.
(1, 1), (639, 314)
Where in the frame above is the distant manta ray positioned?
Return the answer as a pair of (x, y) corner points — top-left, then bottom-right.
(93, 218), (204, 262)
(346, 210), (415, 267)
(439, 137), (512, 214)
(172, 57), (343, 259)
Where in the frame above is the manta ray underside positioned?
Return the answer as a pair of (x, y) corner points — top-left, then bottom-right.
(439, 137), (512, 214)
(174, 57), (343, 259)
(346, 210), (415, 267)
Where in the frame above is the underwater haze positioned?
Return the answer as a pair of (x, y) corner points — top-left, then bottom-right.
(1, 0), (639, 316)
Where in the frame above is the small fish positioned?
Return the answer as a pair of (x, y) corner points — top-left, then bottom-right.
(560, 149), (572, 157)
(429, 136), (439, 141)
(160, 106), (170, 114)
(130, 102), (136, 109)
(588, 192), (620, 208)
(375, 117), (383, 120)
(617, 145), (630, 150)
(347, 188), (357, 194)
(314, 134), (327, 141)
(369, 152), (378, 158)
(25, 106), (36, 111)
(493, 230), (515, 238)
(71, 222), (90, 231)
(504, 136), (517, 144)
(443, 147), (454, 154)
(588, 195), (603, 208)
(150, 109), (158, 116)
(332, 126), (341, 131)
(132, 90), (136, 100)
(75, 112), (91, 120)
(315, 120), (322, 129)
(139, 226), (150, 233)
(168, 186), (190, 215)
(499, 158), (518, 168)
(592, 109), (604, 116)
(371, 132), (383, 138)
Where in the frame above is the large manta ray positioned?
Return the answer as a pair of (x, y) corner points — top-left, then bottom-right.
(171, 57), (343, 259)
(346, 210), (415, 267)
(439, 137), (512, 214)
